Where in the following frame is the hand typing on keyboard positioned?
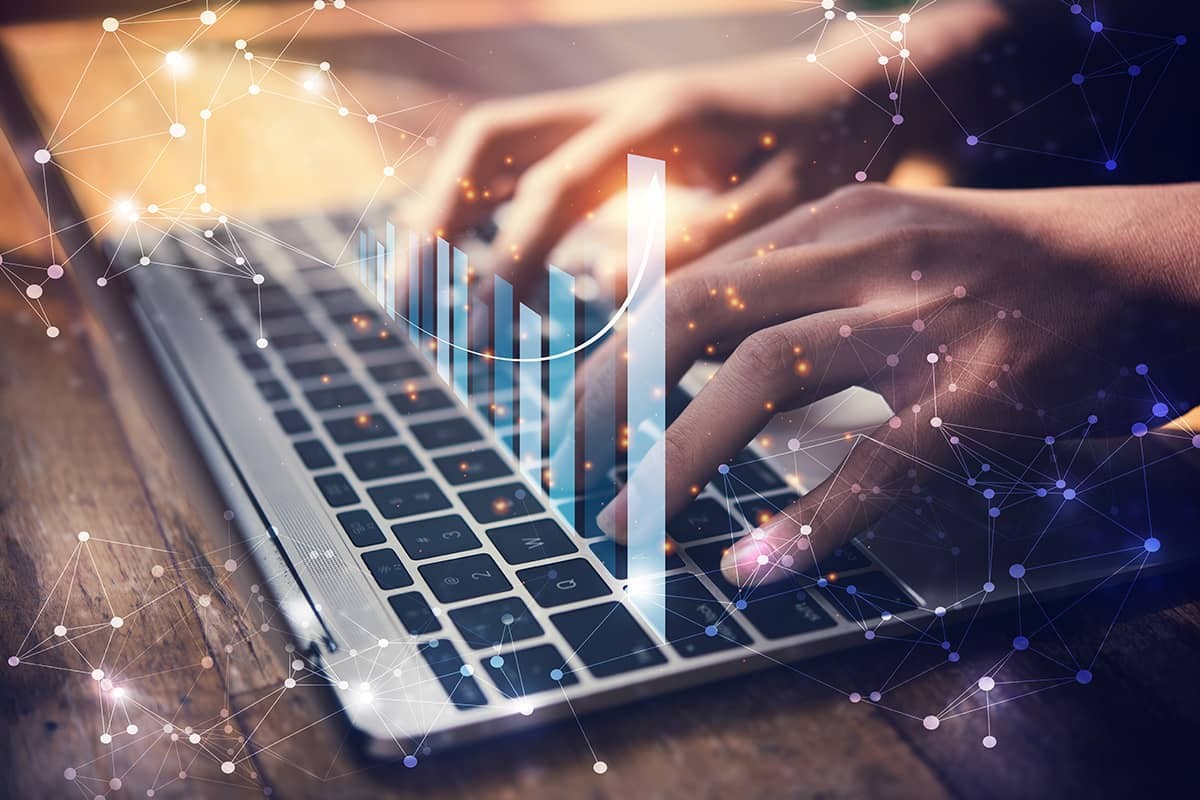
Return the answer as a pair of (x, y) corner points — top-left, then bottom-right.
(577, 183), (1200, 586)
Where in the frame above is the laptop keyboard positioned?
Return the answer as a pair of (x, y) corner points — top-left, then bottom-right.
(159, 211), (915, 713)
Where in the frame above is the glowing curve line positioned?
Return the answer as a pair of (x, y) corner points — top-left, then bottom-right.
(364, 170), (663, 364)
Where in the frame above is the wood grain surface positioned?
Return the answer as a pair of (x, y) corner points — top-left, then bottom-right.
(3, 4), (1200, 799)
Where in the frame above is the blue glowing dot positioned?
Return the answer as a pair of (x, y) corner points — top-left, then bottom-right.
(1055, 479), (1067, 489)
(1128, 65), (1141, 77)
(941, 640), (951, 650)
(982, 488), (995, 499)
(967, 478), (977, 487)
(869, 691), (882, 702)
(1105, 159), (1117, 171)
(1176, 35), (1188, 46)
(864, 630), (876, 640)
(717, 463), (729, 475)
(1088, 414), (1099, 424)
(704, 625), (718, 637)
(892, 114), (905, 125)
(966, 135), (979, 146)
(1131, 422), (1148, 437)
(403, 755), (418, 768)
(1152, 402), (1169, 417)
(1009, 563), (1026, 579)
(1044, 436), (1055, 445)
(1013, 635), (1030, 651)
(490, 655), (504, 668)
(735, 599), (747, 610)
(817, 577), (829, 588)
(1069, 3), (1081, 13)
(981, 464), (991, 472)
(550, 668), (564, 681)
(1135, 363), (1149, 375)
(1071, 73), (1085, 85)
(427, 639), (440, 648)
(983, 581), (996, 593)
(1091, 20), (1103, 33)
(1144, 537), (1161, 553)
(846, 585), (858, 596)
(1036, 488), (1048, 498)
(989, 507), (1001, 518)
(1063, 488), (1077, 500)
(459, 664), (473, 677)
(948, 652), (960, 663)
(1193, 434), (1200, 449)
(1076, 669), (1093, 685)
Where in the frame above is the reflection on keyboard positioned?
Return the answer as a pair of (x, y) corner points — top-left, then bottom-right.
(173, 211), (908, 711)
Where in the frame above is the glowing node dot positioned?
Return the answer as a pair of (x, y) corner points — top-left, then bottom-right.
(100, 733), (112, 745)
(934, 606), (947, 617)
(593, 761), (608, 775)
(1151, 402), (1169, 417)
(126, 724), (137, 735)
(799, 524), (812, 536)
(25, 284), (43, 299)
(983, 735), (997, 748)
(756, 554), (769, 566)
(248, 84), (261, 95)
(1192, 434), (1200, 449)
(189, 733), (201, 744)
(854, 170), (868, 182)
(864, 630), (875, 640)
(1131, 422), (1148, 437)
(110, 616), (124, 629)
(717, 464), (729, 475)
(34, 148), (51, 164)
(102, 17), (119, 32)
(1063, 488), (1077, 500)
(922, 716), (940, 731)
(550, 668), (564, 681)
(877, 56), (889, 65)
(892, 114), (904, 125)
(1091, 20), (1103, 33)
(91, 669), (104, 680)
(169, 122), (186, 138)
(1013, 635), (1030, 651)
(55, 624), (67, 637)
(314, 0), (326, 9)
(253, 274), (265, 285)
(64, 767), (76, 780)
(966, 135), (979, 146)
(7, 656), (18, 667)
(1008, 563), (1025, 579)
(787, 438), (801, 451)
(338, 106), (349, 117)
(1070, 3), (1082, 13)
(926, 353), (938, 364)
(705, 625), (719, 637)
(320, 61), (331, 71)
(367, 113), (378, 124)
(334, 0), (346, 7)
(886, 354), (899, 367)
(1145, 537), (1161, 553)
(383, 165), (395, 177)
(221, 761), (235, 774)
(284, 678), (296, 689)
(490, 655), (504, 668)
(235, 39), (247, 50)
(256, 337), (269, 349)
(849, 692), (861, 703)
(899, 12), (911, 23)
(983, 581), (995, 593)
(890, 31), (903, 42)
(403, 755), (418, 768)
(1076, 669), (1093, 685)
(459, 664), (474, 677)
(426, 136), (437, 146)
(979, 676), (995, 692)
(200, 10), (217, 25)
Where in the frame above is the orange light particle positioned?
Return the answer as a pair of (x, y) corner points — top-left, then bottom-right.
(760, 132), (776, 149)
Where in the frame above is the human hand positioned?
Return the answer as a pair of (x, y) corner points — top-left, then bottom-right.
(584, 181), (1200, 586)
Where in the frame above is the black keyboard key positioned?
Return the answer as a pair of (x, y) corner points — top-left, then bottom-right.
(449, 596), (543, 649)
(418, 639), (487, 709)
(325, 413), (396, 445)
(314, 473), (359, 507)
(349, 333), (405, 353)
(304, 383), (371, 411)
(488, 518), (576, 565)
(518, 559), (610, 608)
(392, 515), (480, 559)
(368, 478), (450, 519)
(434, 449), (511, 485)
(286, 356), (347, 380)
(275, 408), (311, 435)
(240, 352), (270, 371)
(460, 483), (544, 524)
(256, 378), (289, 402)
(388, 592), (442, 635)
(336, 509), (386, 547)
(410, 418), (481, 450)
(369, 361), (426, 383)
(551, 602), (667, 678)
(736, 491), (799, 529)
(389, 386), (453, 415)
(270, 330), (325, 349)
(420, 553), (511, 604)
(223, 325), (251, 344)
(740, 587), (836, 639)
(589, 540), (684, 581)
(685, 541), (742, 600)
(664, 574), (752, 657)
(361, 549), (413, 590)
(818, 541), (874, 575)
(293, 439), (334, 469)
(713, 452), (787, 497)
(345, 444), (420, 481)
(484, 643), (578, 698)
(667, 498), (742, 543)
(822, 571), (916, 618)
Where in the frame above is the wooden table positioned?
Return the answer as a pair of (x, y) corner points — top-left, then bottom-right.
(3, 4), (1200, 798)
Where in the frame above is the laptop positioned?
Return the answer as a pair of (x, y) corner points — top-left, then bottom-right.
(1, 34), (1189, 760)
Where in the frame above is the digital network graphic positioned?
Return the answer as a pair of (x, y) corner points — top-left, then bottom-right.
(2, 0), (1198, 796)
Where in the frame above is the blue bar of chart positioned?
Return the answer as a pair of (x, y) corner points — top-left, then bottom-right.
(354, 155), (667, 638)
